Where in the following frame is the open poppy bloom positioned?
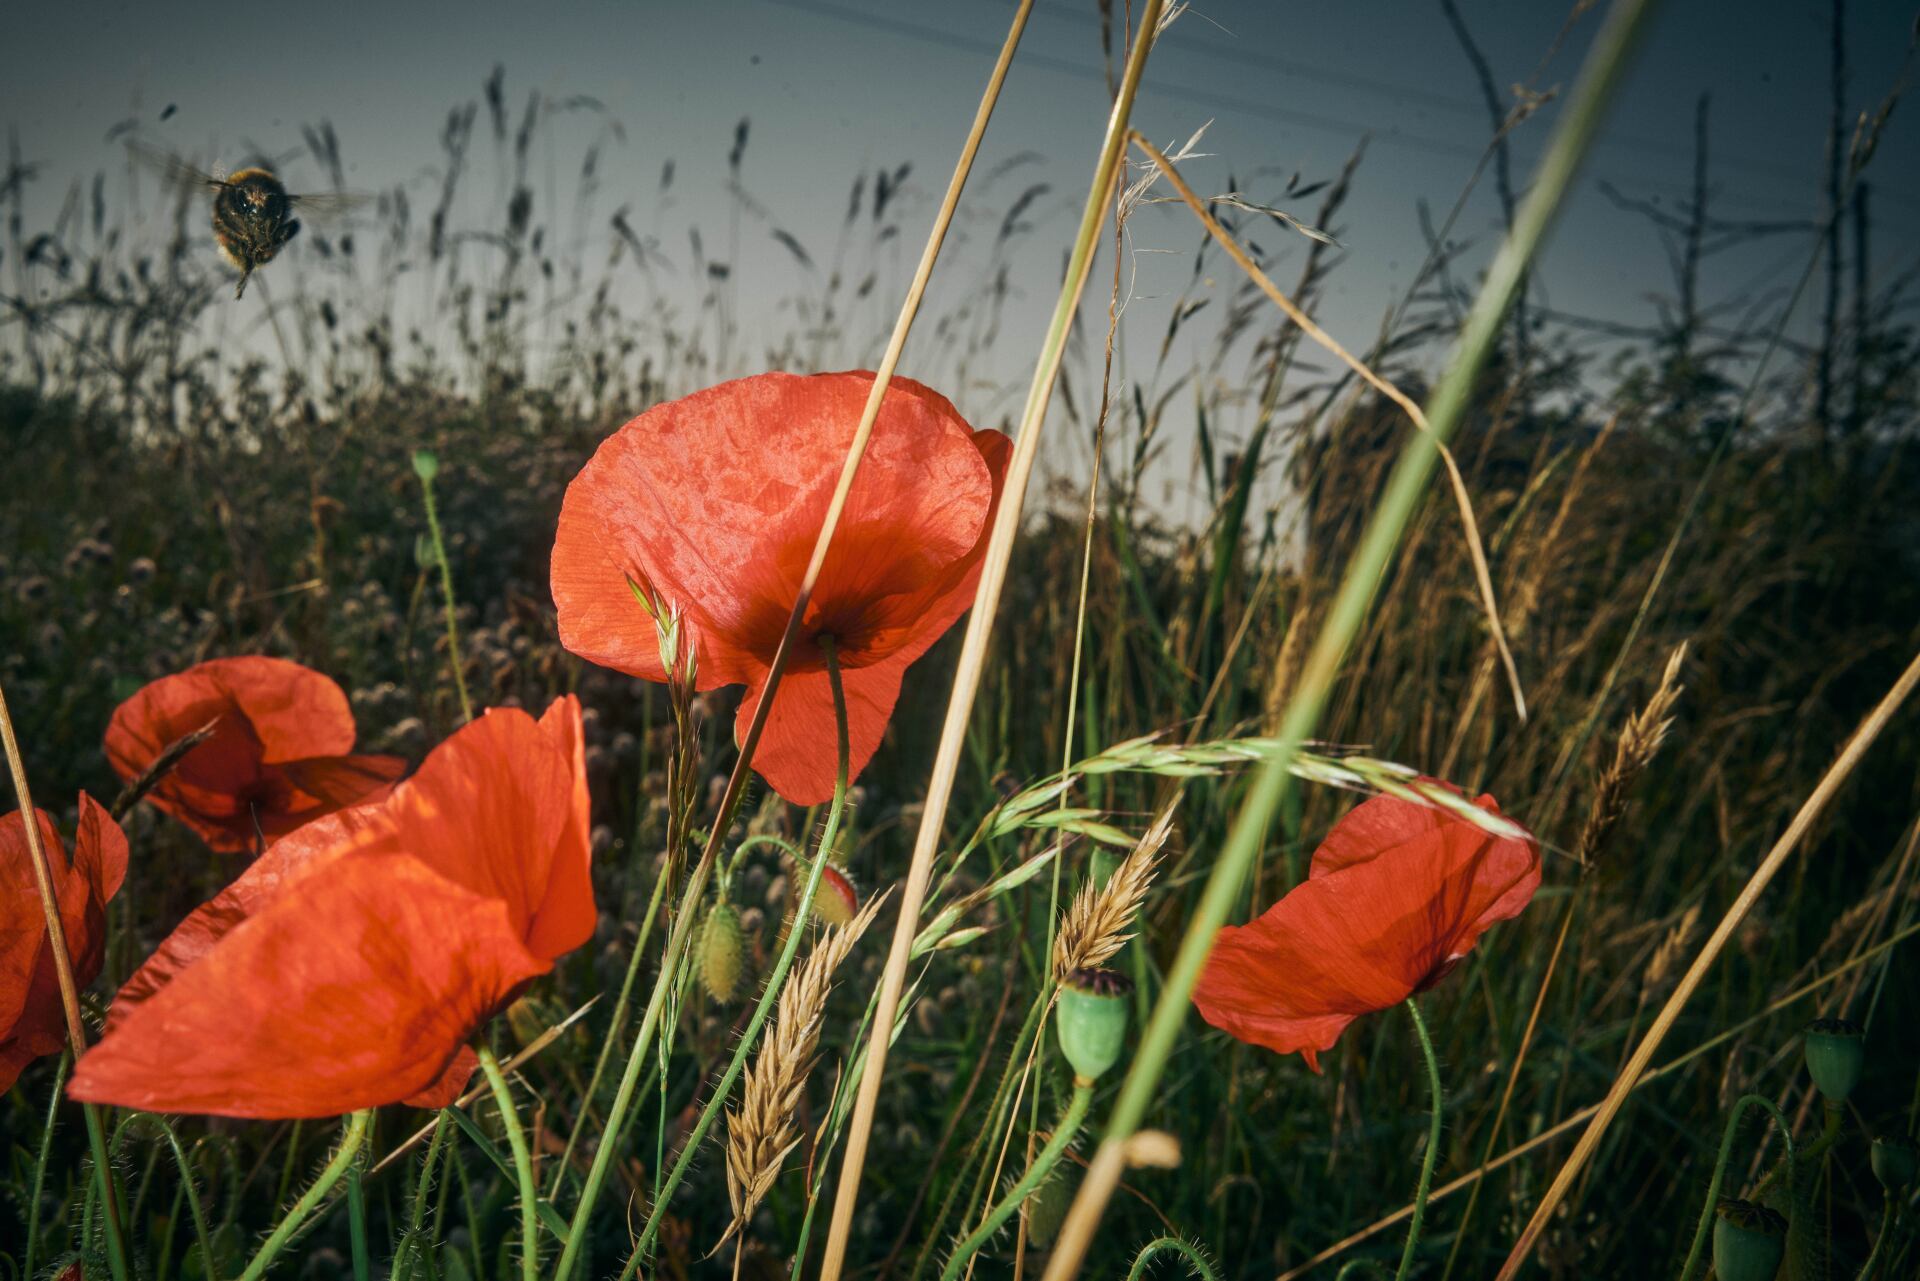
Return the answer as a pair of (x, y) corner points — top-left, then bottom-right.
(551, 370), (1010, 805)
(69, 697), (590, 1118)
(105, 656), (407, 853)
(1192, 785), (1540, 1071)
(2, 795), (127, 1093)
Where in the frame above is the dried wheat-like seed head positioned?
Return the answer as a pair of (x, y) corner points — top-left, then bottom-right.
(1579, 642), (1687, 868)
(1053, 802), (1178, 983)
(716, 886), (887, 1252)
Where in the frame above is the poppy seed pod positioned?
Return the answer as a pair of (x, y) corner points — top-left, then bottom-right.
(1057, 968), (1132, 1083)
(1870, 1134), (1918, 1191)
(813, 865), (860, 930)
(700, 902), (746, 1003)
(411, 448), (440, 483)
(1712, 1199), (1787, 1281)
(1802, 1017), (1865, 1103)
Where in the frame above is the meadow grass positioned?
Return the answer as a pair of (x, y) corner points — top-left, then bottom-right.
(3, 6), (1919, 1279)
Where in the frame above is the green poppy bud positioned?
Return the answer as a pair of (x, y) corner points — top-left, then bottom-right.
(700, 902), (746, 1003)
(1802, 1017), (1865, 1103)
(411, 449), (440, 483)
(1056, 968), (1132, 1083)
(1870, 1134), (1917, 1192)
(1712, 1199), (1786, 1281)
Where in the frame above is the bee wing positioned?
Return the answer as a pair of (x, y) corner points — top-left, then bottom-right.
(288, 190), (374, 221)
(125, 140), (226, 192)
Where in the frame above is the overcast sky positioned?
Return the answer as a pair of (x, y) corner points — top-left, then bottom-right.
(5, 0), (1917, 505)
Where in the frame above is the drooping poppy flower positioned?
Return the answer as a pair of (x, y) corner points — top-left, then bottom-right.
(105, 656), (407, 853)
(2, 795), (127, 1093)
(551, 371), (1011, 806)
(1191, 785), (1540, 1071)
(69, 697), (591, 1119)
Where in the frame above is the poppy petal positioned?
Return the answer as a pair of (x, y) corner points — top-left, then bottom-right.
(1194, 793), (1539, 1070)
(106, 805), (396, 1032)
(276, 754), (409, 809)
(404, 1045), (478, 1110)
(71, 853), (546, 1119)
(735, 653), (910, 807)
(523, 696), (596, 960)
(388, 708), (572, 941)
(553, 372), (996, 686)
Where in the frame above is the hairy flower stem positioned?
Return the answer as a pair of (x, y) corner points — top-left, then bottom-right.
(414, 456), (473, 723)
(478, 1046), (539, 1281)
(617, 639), (852, 1276)
(1126, 1237), (1222, 1281)
(1394, 1000), (1443, 1281)
(238, 1109), (372, 1281)
(393, 1113), (451, 1281)
(940, 1083), (1094, 1281)
(347, 1144), (372, 1281)
(1677, 1094), (1796, 1281)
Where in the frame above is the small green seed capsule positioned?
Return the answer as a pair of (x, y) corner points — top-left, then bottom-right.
(1712, 1199), (1786, 1281)
(1870, 1134), (1917, 1191)
(411, 448), (440, 482)
(700, 902), (746, 1003)
(1802, 1017), (1865, 1103)
(1056, 968), (1132, 1083)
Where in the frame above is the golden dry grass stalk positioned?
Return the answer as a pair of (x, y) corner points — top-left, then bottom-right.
(1052, 802), (1177, 982)
(1578, 641), (1688, 867)
(717, 887), (887, 1251)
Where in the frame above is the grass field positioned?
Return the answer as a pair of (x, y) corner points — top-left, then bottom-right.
(3, 4), (1919, 1279)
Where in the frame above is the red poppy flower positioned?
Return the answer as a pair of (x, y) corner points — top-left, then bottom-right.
(2, 795), (127, 1093)
(1192, 786), (1540, 1071)
(105, 656), (407, 853)
(69, 697), (591, 1119)
(551, 370), (1011, 806)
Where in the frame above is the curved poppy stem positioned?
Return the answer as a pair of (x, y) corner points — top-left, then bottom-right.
(1394, 999), (1444, 1281)
(1676, 1093), (1795, 1281)
(22, 1051), (71, 1279)
(940, 1083), (1094, 1281)
(238, 1108), (372, 1281)
(616, 638), (852, 1276)
(1126, 1237), (1222, 1281)
(478, 1045), (540, 1281)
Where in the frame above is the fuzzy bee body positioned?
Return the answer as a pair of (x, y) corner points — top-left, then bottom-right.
(209, 168), (300, 297)
(128, 143), (364, 298)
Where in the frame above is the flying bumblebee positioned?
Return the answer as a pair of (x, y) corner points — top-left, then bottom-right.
(128, 142), (367, 298)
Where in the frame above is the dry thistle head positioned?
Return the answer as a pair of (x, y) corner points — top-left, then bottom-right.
(716, 889), (887, 1253)
(1053, 802), (1177, 983)
(1579, 641), (1687, 869)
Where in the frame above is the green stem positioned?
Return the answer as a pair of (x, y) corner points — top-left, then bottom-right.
(347, 1144), (372, 1281)
(1857, 1192), (1894, 1281)
(478, 1045), (540, 1281)
(238, 1109), (372, 1281)
(1126, 1237), (1221, 1281)
(81, 1098), (131, 1281)
(617, 637), (853, 1276)
(415, 459), (473, 723)
(1394, 999), (1444, 1281)
(1056, 0), (1663, 1257)
(393, 1113), (451, 1281)
(1677, 1093), (1796, 1281)
(23, 1051), (70, 1279)
(940, 1083), (1094, 1281)
(550, 841), (673, 1196)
